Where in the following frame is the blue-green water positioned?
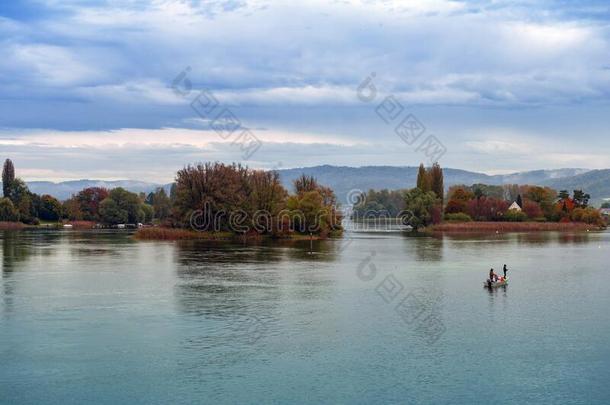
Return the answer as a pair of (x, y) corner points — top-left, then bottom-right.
(1, 229), (609, 404)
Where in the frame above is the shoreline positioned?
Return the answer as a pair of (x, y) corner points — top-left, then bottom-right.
(427, 221), (604, 233)
(133, 227), (336, 241)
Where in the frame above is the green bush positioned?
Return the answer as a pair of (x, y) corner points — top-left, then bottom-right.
(0, 197), (20, 222)
(504, 210), (527, 222)
(444, 212), (472, 222)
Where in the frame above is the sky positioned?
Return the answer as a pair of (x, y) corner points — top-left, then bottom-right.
(1, 0), (610, 182)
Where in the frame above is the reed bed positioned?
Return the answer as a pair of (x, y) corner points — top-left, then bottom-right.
(429, 221), (597, 233)
(0, 222), (25, 230)
(134, 227), (232, 240)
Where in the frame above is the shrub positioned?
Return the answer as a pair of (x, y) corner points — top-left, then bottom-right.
(504, 210), (527, 222)
(573, 207), (603, 225)
(444, 213), (472, 222)
(0, 197), (19, 222)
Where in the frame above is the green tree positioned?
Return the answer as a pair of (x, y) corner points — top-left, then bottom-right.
(573, 189), (590, 208)
(403, 187), (437, 231)
(107, 188), (142, 224)
(0, 197), (19, 222)
(602, 202), (610, 209)
(474, 187), (484, 200)
(2, 159), (15, 198)
(8, 179), (35, 224)
(38, 195), (62, 221)
(353, 189), (405, 217)
(99, 198), (128, 225)
(558, 190), (570, 200)
(140, 203), (154, 224)
(147, 187), (172, 220)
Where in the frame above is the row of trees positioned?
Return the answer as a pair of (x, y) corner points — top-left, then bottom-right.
(2, 159), (342, 236)
(0, 158), (166, 226)
(444, 185), (602, 224)
(353, 189), (405, 217)
(1, 159), (65, 224)
(353, 162), (605, 230)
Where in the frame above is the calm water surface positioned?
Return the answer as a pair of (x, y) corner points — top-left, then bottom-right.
(1, 229), (609, 404)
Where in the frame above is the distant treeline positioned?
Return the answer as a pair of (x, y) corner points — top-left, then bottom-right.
(0, 159), (342, 237)
(352, 163), (606, 229)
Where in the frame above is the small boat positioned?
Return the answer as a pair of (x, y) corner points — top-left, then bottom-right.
(484, 277), (508, 288)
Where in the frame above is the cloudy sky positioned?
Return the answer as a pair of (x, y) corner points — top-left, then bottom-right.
(1, 0), (610, 182)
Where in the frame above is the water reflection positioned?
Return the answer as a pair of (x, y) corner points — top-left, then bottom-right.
(434, 230), (597, 247)
(405, 234), (444, 262)
(2, 232), (25, 274)
(485, 284), (508, 296)
(557, 232), (592, 245)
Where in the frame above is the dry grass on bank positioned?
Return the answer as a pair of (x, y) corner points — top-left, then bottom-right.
(0, 222), (25, 230)
(134, 227), (233, 241)
(429, 221), (599, 233)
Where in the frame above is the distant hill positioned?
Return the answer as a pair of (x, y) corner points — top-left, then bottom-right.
(3, 166), (608, 205)
(276, 166), (600, 204)
(542, 169), (610, 205)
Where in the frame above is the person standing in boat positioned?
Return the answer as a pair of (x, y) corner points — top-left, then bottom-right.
(489, 268), (496, 282)
(503, 264), (508, 279)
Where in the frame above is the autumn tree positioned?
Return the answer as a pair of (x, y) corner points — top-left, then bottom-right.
(287, 174), (341, 236)
(173, 162), (251, 230)
(416, 164), (430, 192)
(445, 186), (474, 214)
(522, 200), (544, 219)
(466, 197), (509, 221)
(76, 187), (109, 221)
(521, 185), (557, 219)
(63, 197), (83, 220)
(429, 163), (444, 204)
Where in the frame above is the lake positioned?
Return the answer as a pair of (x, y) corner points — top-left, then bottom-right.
(1, 228), (609, 404)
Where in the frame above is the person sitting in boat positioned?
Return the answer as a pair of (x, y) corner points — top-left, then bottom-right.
(503, 264), (508, 279)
